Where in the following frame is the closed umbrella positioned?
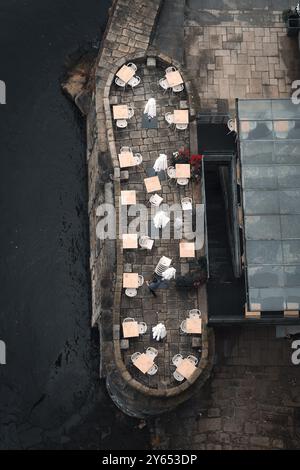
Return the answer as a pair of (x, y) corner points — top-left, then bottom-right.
(153, 153), (168, 172)
(144, 98), (156, 119)
(152, 323), (167, 341)
(153, 211), (170, 229)
(162, 267), (176, 281)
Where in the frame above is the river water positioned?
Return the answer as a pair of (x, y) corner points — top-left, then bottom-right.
(0, 0), (148, 449)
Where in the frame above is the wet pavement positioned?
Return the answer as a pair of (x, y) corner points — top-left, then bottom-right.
(0, 0), (148, 449)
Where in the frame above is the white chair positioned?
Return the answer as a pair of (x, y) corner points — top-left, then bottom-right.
(176, 123), (188, 130)
(159, 78), (169, 92)
(181, 197), (193, 211)
(138, 322), (147, 335)
(165, 112), (174, 126)
(125, 288), (137, 297)
(128, 75), (141, 89)
(177, 178), (189, 186)
(154, 256), (172, 276)
(167, 166), (176, 179)
(146, 347), (158, 359)
(128, 106), (135, 119)
(133, 153), (143, 165)
(139, 235), (154, 250)
(172, 84), (184, 93)
(127, 62), (137, 72)
(166, 66), (177, 73)
(131, 352), (141, 362)
(180, 320), (187, 333)
(149, 193), (163, 207)
(138, 275), (144, 287)
(187, 355), (198, 365)
(147, 364), (158, 376)
(189, 309), (201, 318)
(116, 119), (128, 128)
(227, 118), (237, 134)
(172, 354), (183, 367)
(120, 146), (132, 153)
(173, 370), (184, 382)
(123, 317), (135, 322)
(115, 77), (126, 88)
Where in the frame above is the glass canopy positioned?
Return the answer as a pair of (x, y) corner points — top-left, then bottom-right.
(238, 99), (300, 312)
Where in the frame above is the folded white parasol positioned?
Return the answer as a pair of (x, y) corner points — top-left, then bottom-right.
(153, 153), (168, 172)
(162, 267), (176, 280)
(152, 323), (167, 341)
(144, 98), (156, 119)
(153, 211), (170, 229)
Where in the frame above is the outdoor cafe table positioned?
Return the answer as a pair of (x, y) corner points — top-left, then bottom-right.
(176, 358), (197, 382)
(144, 176), (162, 193)
(133, 353), (154, 374)
(123, 272), (139, 288)
(180, 242), (195, 258)
(122, 320), (139, 338)
(116, 65), (135, 84)
(186, 317), (202, 334)
(173, 110), (189, 125)
(122, 234), (138, 249)
(121, 190), (137, 205)
(175, 163), (190, 178)
(113, 104), (129, 120)
(118, 151), (136, 168)
(166, 70), (183, 87)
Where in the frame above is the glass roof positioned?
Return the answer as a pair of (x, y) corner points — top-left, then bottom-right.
(238, 99), (300, 312)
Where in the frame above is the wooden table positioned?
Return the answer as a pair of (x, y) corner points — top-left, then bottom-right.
(166, 70), (183, 87)
(274, 120), (289, 132)
(173, 110), (189, 124)
(123, 272), (139, 288)
(180, 242), (195, 258)
(116, 65), (135, 84)
(186, 317), (202, 334)
(118, 151), (136, 168)
(122, 234), (138, 249)
(175, 163), (190, 178)
(133, 353), (154, 374)
(240, 121), (251, 133)
(113, 104), (129, 120)
(122, 321), (139, 338)
(121, 190), (137, 205)
(176, 358), (197, 382)
(144, 176), (161, 193)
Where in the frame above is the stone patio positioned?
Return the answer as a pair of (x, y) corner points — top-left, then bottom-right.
(110, 61), (205, 388)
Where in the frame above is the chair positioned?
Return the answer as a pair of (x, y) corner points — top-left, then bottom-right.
(115, 77), (126, 88)
(189, 309), (201, 318)
(159, 78), (169, 92)
(166, 66), (177, 73)
(138, 322), (147, 335)
(172, 354), (183, 367)
(131, 352), (141, 362)
(176, 123), (188, 130)
(146, 347), (158, 358)
(154, 256), (172, 276)
(167, 166), (176, 179)
(147, 364), (158, 376)
(180, 320), (187, 333)
(172, 84), (184, 93)
(128, 106), (135, 119)
(139, 235), (154, 250)
(116, 119), (128, 128)
(177, 178), (189, 186)
(227, 118), (237, 134)
(173, 370), (184, 382)
(187, 355), (198, 365)
(128, 75), (141, 89)
(120, 146), (132, 153)
(138, 275), (144, 287)
(149, 193), (163, 207)
(125, 288), (137, 297)
(123, 317), (135, 322)
(133, 153), (143, 165)
(181, 197), (193, 211)
(127, 62), (137, 72)
(165, 112), (174, 126)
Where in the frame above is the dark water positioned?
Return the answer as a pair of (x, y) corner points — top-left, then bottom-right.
(0, 0), (148, 449)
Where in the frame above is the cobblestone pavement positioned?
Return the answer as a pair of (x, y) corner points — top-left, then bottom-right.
(184, 0), (300, 112)
(110, 62), (206, 389)
(151, 326), (300, 449)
